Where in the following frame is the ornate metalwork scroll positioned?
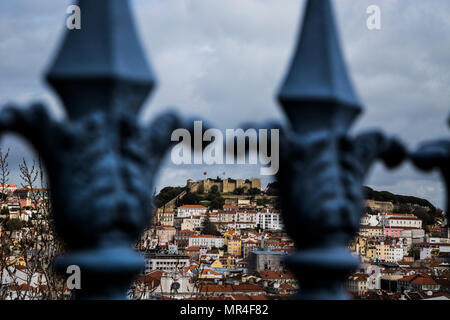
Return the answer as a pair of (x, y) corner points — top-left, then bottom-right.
(412, 116), (449, 213)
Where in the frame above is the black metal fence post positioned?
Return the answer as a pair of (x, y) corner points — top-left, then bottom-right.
(0, 0), (447, 300)
(0, 0), (188, 299)
(412, 116), (449, 214)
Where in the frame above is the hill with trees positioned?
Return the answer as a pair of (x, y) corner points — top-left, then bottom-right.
(363, 187), (445, 227)
(363, 186), (435, 209)
(154, 182), (445, 227)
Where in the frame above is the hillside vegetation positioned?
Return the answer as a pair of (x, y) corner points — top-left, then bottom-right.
(364, 187), (445, 227)
(364, 186), (435, 209)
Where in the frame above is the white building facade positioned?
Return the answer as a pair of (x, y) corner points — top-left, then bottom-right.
(177, 205), (208, 218)
(257, 210), (283, 231)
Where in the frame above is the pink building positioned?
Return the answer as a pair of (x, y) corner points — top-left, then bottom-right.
(384, 228), (403, 238)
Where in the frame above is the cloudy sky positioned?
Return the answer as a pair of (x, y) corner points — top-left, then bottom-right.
(0, 0), (448, 208)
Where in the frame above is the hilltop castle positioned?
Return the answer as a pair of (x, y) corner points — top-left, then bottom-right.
(187, 178), (261, 194)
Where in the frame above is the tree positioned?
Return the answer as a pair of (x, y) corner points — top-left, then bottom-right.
(393, 203), (412, 214)
(363, 186), (435, 209)
(154, 186), (185, 208)
(266, 181), (279, 196)
(0, 157), (69, 300)
(256, 198), (271, 207)
(0, 148), (10, 202)
(273, 197), (281, 210)
(5, 219), (26, 231)
(205, 192), (218, 201)
(248, 188), (260, 196)
(179, 192), (201, 205)
(209, 196), (225, 210)
(0, 148), (13, 299)
(233, 187), (245, 195)
(413, 207), (434, 227)
(365, 206), (378, 215)
(201, 212), (220, 236)
(210, 185), (219, 194)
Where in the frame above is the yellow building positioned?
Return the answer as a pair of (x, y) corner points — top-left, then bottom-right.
(359, 226), (383, 237)
(224, 229), (236, 238)
(356, 237), (367, 256)
(211, 259), (224, 268)
(377, 242), (390, 262)
(348, 239), (357, 252)
(199, 268), (222, 279)
(349, 236), (368, 257)
(220, 256), (236, 269)
(366, 247), (377, 260)
(7, 256), (26, 266)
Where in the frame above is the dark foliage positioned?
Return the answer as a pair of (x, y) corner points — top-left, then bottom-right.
(363, 186), (435, 209)
(5, 218), (27, 231)
(201, 212), (220, 236)
(209, 196), (225, 210)
(248, 188), (261, 196)
(154, 186), (185, 207)
(266, 181), (279, 196)
(210, 185), (219, 194)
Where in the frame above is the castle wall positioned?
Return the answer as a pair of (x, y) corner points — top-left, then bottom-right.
(366, 200), (394, 213)
(186, 178), (261, 194)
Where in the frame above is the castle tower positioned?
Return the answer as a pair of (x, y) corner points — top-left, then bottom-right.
(222, 179), (229, 193)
